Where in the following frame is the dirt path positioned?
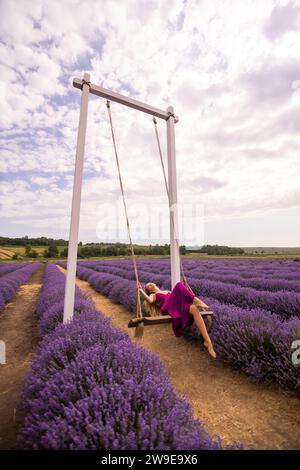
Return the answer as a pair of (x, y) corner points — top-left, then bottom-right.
(58, 266), (300, 450)
(0, 265), (44, 450)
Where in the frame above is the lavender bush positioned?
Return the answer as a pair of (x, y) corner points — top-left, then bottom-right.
(78, 260), (300, 319)
(0, 262), (27, 277)
(18, 263), (221, 450)
(0, 262), (41, 313)
(209, 298), (300, 390)
(71, 260), (300, 392)
(187, 278), (300, 320)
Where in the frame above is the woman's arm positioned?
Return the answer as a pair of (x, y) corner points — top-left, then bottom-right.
(136, 283), (156, 303)
(140, 289), (156, 303)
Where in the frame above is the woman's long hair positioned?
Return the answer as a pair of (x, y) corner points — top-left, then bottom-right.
(143, 283), (161, 317)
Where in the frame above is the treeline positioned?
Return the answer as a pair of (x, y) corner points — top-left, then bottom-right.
(3, 236), (244, 258)
(63, 244), (187, 258)
(189, 244), (245, 255)
(0, 236), (68, 246)
(10, 242), (187, 259)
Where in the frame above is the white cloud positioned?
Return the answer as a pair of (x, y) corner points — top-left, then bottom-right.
(264, 1), (300, 39)
(0, 0), (300, 245)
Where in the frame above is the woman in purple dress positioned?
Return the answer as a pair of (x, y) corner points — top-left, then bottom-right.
(137, 279), (216, 359)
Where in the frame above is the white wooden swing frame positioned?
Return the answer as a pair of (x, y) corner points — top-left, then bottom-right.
(63, 73), (181, 324)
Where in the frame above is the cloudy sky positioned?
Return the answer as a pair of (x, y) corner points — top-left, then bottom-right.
(1, 0), (300, 247)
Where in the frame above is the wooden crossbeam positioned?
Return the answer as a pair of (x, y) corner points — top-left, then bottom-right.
(73, 77), (179, 122)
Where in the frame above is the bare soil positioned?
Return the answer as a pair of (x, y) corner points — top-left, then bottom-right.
(0, 266), (44, 449)
(57, 266), (300, 450)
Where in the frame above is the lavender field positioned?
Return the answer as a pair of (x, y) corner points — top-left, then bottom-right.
(58, 257), (300, 392)
(17, 263), (222, 450)
(0, 257), (299, 450)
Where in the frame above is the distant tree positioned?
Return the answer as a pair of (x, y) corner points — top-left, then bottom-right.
(189, 244), (245, 256)
(105, 245), (117, 256)
(43, 248), (48, 258)
(180, 245), (186, 255)
(61, 247), (68, 257)
(0, 236), (68, 247)
(44, 244), (59, 258)
(25, 245), (32, 256)
(24, 245), (38, 258)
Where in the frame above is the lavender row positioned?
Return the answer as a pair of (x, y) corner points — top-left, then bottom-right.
(0, 263), (42, 313)
(72, 264), (300, 392)
(80, 260), (300, 294)
(78, 262), (167, 286)
(0, 262), (28, 278)
(17, 263), (220, 450)
(209, 298), (300, 391)
(185, 266), (300, 283)
(82, 258), (300, 283)
(187, 278), (300, 320)
(77, 261), (300, 320)
(183, 270), (300, 293)
(94, 257), (300, 273)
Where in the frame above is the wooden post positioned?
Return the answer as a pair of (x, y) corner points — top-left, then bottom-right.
(63, 73), (90, 323)
(166, 106), (181, 288)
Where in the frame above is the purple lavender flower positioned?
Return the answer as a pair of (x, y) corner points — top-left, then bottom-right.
(18, 263), (221, 450)
(73, 259), (300, 392)
(0, 263), (41, 312)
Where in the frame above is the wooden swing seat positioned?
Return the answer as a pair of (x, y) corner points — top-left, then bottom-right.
(128, 310), (214, 329)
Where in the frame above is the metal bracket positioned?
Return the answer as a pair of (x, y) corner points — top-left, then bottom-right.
(167, 111), (179, 123)
(80, 79), (91, 90)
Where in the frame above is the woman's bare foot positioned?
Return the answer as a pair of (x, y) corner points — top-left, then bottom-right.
(204, 341), (217, 359)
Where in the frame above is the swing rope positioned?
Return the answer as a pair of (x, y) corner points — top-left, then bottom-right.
(106, 100), (193, 337)
(153, 116), (193, 294)
(106, 101), (143, 333)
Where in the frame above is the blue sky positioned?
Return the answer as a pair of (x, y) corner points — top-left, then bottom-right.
(0, 0), (300, 246)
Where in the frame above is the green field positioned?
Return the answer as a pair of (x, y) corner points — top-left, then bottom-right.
(0, 245), (66, 261)
(242, 247), (300, 255)
(1, 247), (300, 263)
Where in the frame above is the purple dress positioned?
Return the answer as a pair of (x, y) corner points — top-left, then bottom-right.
(155, 281), (195, 337)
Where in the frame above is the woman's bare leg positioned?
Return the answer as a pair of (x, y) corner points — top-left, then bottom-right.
(189, 304), (216, 359)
